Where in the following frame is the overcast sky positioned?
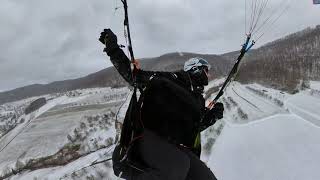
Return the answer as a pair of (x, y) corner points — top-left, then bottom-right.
(0, 0), (319, 92)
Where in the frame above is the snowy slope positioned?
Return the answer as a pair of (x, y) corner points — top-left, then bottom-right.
(0, 88), (129, 179)
(207, 81), (320, 180)
(8, 142), (117, 180)
(205, 81), (288, 124)
(286, 92), (320, 126)
(209, 114), (320, 180)
(1, 81), (319, 180)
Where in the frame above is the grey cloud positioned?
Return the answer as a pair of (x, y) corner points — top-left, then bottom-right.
(1, 0), (319, 91)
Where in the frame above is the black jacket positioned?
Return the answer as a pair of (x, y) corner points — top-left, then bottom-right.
(140, 71), (206, 147)
(108, 47), (215, 147)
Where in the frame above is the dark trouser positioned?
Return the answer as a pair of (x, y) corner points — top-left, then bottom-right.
(129, 129), (217, 180)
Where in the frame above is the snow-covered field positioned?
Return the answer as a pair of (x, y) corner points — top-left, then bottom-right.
(205, 80), (320, 180)
(0, 81), (319, 180)
(209, 114), (320, 180)
(0, 88), (129, 179)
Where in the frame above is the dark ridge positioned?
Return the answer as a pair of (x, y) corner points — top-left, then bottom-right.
(0, 53), (231, 105)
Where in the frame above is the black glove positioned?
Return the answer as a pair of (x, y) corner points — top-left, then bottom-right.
(200, 102), (224, 131)
(210, 102), (224, 120)
(99, 29), (119, 55)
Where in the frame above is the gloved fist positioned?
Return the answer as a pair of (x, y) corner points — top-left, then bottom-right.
(200, 102), (224, 131)
(99, 29), (118, 55)
(210, 102), (224, 119)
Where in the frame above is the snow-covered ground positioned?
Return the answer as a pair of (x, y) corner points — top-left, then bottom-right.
(0, 88), (129, 179)
(206, 81), (320, 180)
(209, 114), (320, 180)
(310, 81), (320, 90)
(0, 81), (319, 180)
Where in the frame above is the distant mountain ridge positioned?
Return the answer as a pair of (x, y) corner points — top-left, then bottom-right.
(1, 25), (320, 104)
(0, 53), (231, 105)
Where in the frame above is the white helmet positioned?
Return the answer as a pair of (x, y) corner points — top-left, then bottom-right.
(184, 57), (211, 74)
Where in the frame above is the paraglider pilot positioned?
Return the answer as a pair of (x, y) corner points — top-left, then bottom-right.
(99, 29), (224, 180)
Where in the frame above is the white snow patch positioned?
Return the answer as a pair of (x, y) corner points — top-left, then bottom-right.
(209, 114), (320, 180)
(310, 81), (320, 90)
(286, 91), (320, 126)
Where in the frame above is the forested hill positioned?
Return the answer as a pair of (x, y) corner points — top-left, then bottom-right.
(235, 25), (320, 91)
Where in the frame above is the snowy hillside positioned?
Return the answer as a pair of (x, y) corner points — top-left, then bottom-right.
(206, 81), (320, 180)
(209, 114), (320, 180)
(0, 80), (319, 180)
(0, 87), (129, 180)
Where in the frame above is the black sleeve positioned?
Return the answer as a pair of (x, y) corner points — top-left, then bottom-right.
(108, 47), (134, 85)
(108, 47), (176, 87)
